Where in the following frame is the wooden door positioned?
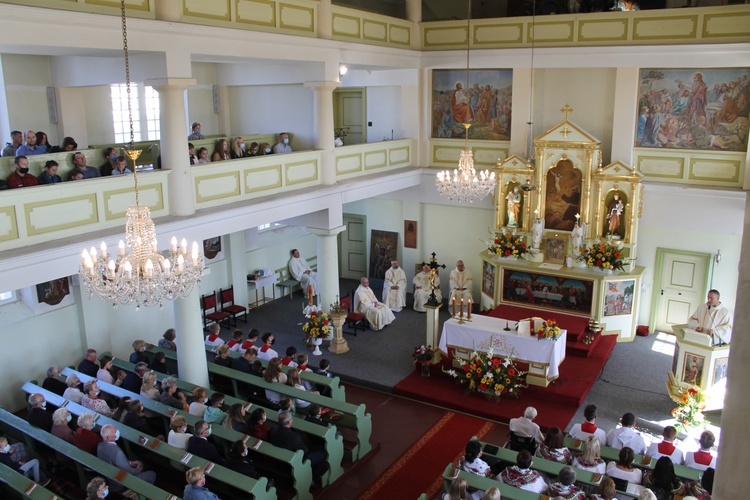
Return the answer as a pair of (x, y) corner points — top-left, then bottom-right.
(333, 88), (365, 146)
(339, 214), (366, 280)
(651, 248), (710, 334)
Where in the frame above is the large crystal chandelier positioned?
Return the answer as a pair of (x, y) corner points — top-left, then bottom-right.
(79, 0), (203, 310)
(435, 0), (495, 203)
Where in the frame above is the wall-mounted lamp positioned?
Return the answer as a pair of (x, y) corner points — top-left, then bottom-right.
(714, 249), (722, 265)
(339, 64), (348, 78)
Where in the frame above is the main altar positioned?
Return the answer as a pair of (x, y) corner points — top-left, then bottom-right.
(482, 105), (646, 341)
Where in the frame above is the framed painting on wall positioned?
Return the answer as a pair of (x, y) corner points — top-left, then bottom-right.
(544, 235), (567, 265)
(36, 277), (70, 306)
(369, 230), (398, 280)
(636, 68), (750, 152)
(682, 352), (705, 386)
(713, 357), (728, 385)
(404, 220), (417, 249)
(431, 69), (513, 140)
(203, 237), (222, 260)
(603, 280), (635, 317)
(500, 268), (595, 317)
(482, 260), (496, 300)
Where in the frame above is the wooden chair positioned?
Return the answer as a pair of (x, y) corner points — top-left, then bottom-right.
(201, 291), (230, 330)
(340, 293), (367, 336)
(220, 285), (247, 325)
(504, 430), (537, 455)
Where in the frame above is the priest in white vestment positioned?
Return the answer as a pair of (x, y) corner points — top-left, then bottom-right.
(413, 264), (441, 312)
(449, 260), (473, 313)
(383, 260), (407, 312)
(355, 277), (395, 330)
(288, 248), (318, 298)
(688, 289), (732, 344)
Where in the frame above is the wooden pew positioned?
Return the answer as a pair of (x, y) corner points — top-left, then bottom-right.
(0, 408), (176, 500)
(60, 367), (315, 500)
(564, 435), (701, 482)
(276, 255), (317, 299)
(0, 462), (61, 500)
(441, 464), (542, 500)
(143, 344), (346, 402)
(206, 361), (373, 461)
(21, 382), (276, 500)
(111, 357), (345, 483)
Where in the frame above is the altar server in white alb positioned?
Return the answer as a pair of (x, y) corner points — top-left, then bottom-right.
(449, 260), (473, 313)
(288, 248), (318, 298)
(382, 260), (407, 312)
(413, 264), (441, 312)
(688, 289), (732, 344)
(355, 277), (395, 330)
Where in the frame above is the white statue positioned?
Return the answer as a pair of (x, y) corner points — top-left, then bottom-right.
(571, 221), (586, 257)
(532, 216), (544, 250)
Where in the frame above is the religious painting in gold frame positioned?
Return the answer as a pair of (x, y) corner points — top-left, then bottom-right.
(543, 234), (567, 265)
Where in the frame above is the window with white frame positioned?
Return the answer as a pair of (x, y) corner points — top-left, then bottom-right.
(0, 290), (16, 305)
(111, 83), (160, 143)
(258, 223), (285, 232)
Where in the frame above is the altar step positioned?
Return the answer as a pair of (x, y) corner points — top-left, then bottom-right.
(483, 304), (600, 359)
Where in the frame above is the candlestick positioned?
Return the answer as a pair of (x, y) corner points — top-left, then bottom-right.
(123, 261), (132, 279)
(467, 300), (472, 319)
(118, 240), (125, 256)
(308, 285), (314, 306)
(177, 254), (184, 272)
(100, 242), (107, 259)
(452, 297), (456, 317)
(171, 236), (177, 253)
(181, 238), (188, 254)
(164, 259), (171, 276)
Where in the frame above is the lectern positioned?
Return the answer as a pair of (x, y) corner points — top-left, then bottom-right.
(669, 324), (729, 410)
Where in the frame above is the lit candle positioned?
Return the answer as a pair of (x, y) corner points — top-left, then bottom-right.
(575, 213), (580, 220)
(118, 240), (125, 256)
(152, 239), (158, 252)
(452, 297), (456, 317)
(181, 238), (188, 255)
(191, 241), (199, 265)
(123, 261), (132, 279)
(100, 242), (107, 259)
(145, 259), (154, 278)
(107, 259), (115, 278)
(177, 254), (184, 272)
(460, 298), (464, 317)
(308, 285), (314, 306)
(163, 259), (171, 276)
(467, 300), (472, 319)
(90, 246), (97, 264)
(82, 248), (90, 263)
(171, 236), (177, 253)
(86, 258), (94, 274)
(534, 209), (539, 216)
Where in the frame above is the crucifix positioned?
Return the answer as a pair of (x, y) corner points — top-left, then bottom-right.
(560, 103), (574, 121)
(420, 252), (446, 306)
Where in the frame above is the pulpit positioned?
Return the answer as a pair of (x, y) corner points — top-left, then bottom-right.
(669, 324), (729, 409)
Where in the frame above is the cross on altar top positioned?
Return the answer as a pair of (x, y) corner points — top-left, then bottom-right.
(420, 252), (446, 307)
(560, 103), (574, 121)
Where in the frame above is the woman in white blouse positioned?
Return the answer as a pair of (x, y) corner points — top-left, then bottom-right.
(572, 435), (606, 474)
(605, 446), (642, 484)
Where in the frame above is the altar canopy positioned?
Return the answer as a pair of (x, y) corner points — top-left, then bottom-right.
(439, 314), (567, 384)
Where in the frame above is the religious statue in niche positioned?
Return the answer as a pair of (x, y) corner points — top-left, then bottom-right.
(544, 159), (582, 231)
(604, 191), (626, 240)
(505, 184), (522, 227)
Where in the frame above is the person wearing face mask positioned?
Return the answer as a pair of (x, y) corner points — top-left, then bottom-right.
(168, 415), (191, 450)
(230, 136), (247, 159)
(97, 424), (157, 486)
(0, 436), (48, 486)
(82, 380), (115, 417)
(273, 132), (293, 154)
(257, 142), (272, 156)
(7, 155), (38, 188)
(85, 477), (110, 500)
(188, 122), (204, 141)
(225, 440), (261, 479)
(189, 387), (209, 416)
(129, 339), (149, 365)
(27, 393), (53, 432)
(74, 413), (102, 455)
(183, 467), (220, 500)
(51, 408), (75, 445)
(99, 147), (119, 176)
(188, 421), (225, 465)
(383, 260), (407, 312)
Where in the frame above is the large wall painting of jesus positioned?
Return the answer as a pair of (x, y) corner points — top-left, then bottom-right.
(544, 159), (582, 231)
(431, 69), (513, 140)
(501, 269), (595, 317)
(636, 68), (750, 152)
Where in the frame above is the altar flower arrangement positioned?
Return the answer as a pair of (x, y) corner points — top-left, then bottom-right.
(581, 242), (625, 271)
(302, 305), (331, 340)
(445, 341), (526, 400)
(484, 230), (528, 258)
(536, 318), (562, 341)
(412, 344), (434, 365)
(670, 386), (706, 431)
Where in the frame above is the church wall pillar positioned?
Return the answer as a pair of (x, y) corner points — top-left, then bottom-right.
(227, 231), (249, 311)
(610, 67), (639, 165)
(317, 0), (332, 39)
(304, 80), (339, 185)
(405, 0), (421, 49)
(309, 225), (346, 312)
(147, 78), (197, 216)
(713, 194), (750, 498)
(54, 87), (89, 150)
(155, 0), (181, 22)
(174, 286), (210, 387)
(510, 68), (532, 158)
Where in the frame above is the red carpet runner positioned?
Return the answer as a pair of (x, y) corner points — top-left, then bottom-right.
(359, 412), (494, 499)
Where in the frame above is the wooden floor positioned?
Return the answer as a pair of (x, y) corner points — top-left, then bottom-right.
(319, 382), (509, 499)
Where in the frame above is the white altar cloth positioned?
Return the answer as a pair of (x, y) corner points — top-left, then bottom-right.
(439, 315), (567, 380)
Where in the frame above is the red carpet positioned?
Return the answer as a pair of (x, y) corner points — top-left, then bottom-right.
(393, 304), (617, 431)
(359, 412), (494, 499)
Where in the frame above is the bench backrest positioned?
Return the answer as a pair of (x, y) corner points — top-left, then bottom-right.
(276, 255), (317, 282)
(442, 464), (541, 500)
(0, 461), (62, 500)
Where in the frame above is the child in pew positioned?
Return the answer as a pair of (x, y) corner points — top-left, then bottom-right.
(150, 351), (168, 374)
(0, 436), (48, 486)
(279, 397), (296, 416)
(314, 358), (333, 397)
(227, 329), (244, 352)
(286, 368), (318, 409)
(281, 346), (298, 367)
(203, 392), (228, 425)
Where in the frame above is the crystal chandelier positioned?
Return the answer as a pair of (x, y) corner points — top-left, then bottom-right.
(435, 1), (496, 203)
(78, 0), (203, 310)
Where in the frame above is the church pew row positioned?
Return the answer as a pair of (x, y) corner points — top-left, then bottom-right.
(110, 357), (345, 483)
(0, 408), (176, 500)
(441, 464), (542, 500)
(206, 360), (372, 461)
(21, 382), (276, 500)
(564, 436), (701, 482)
(0, 462), (62, 500)
(144, 344), (346, 402)
(60, 367), (315, 500)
